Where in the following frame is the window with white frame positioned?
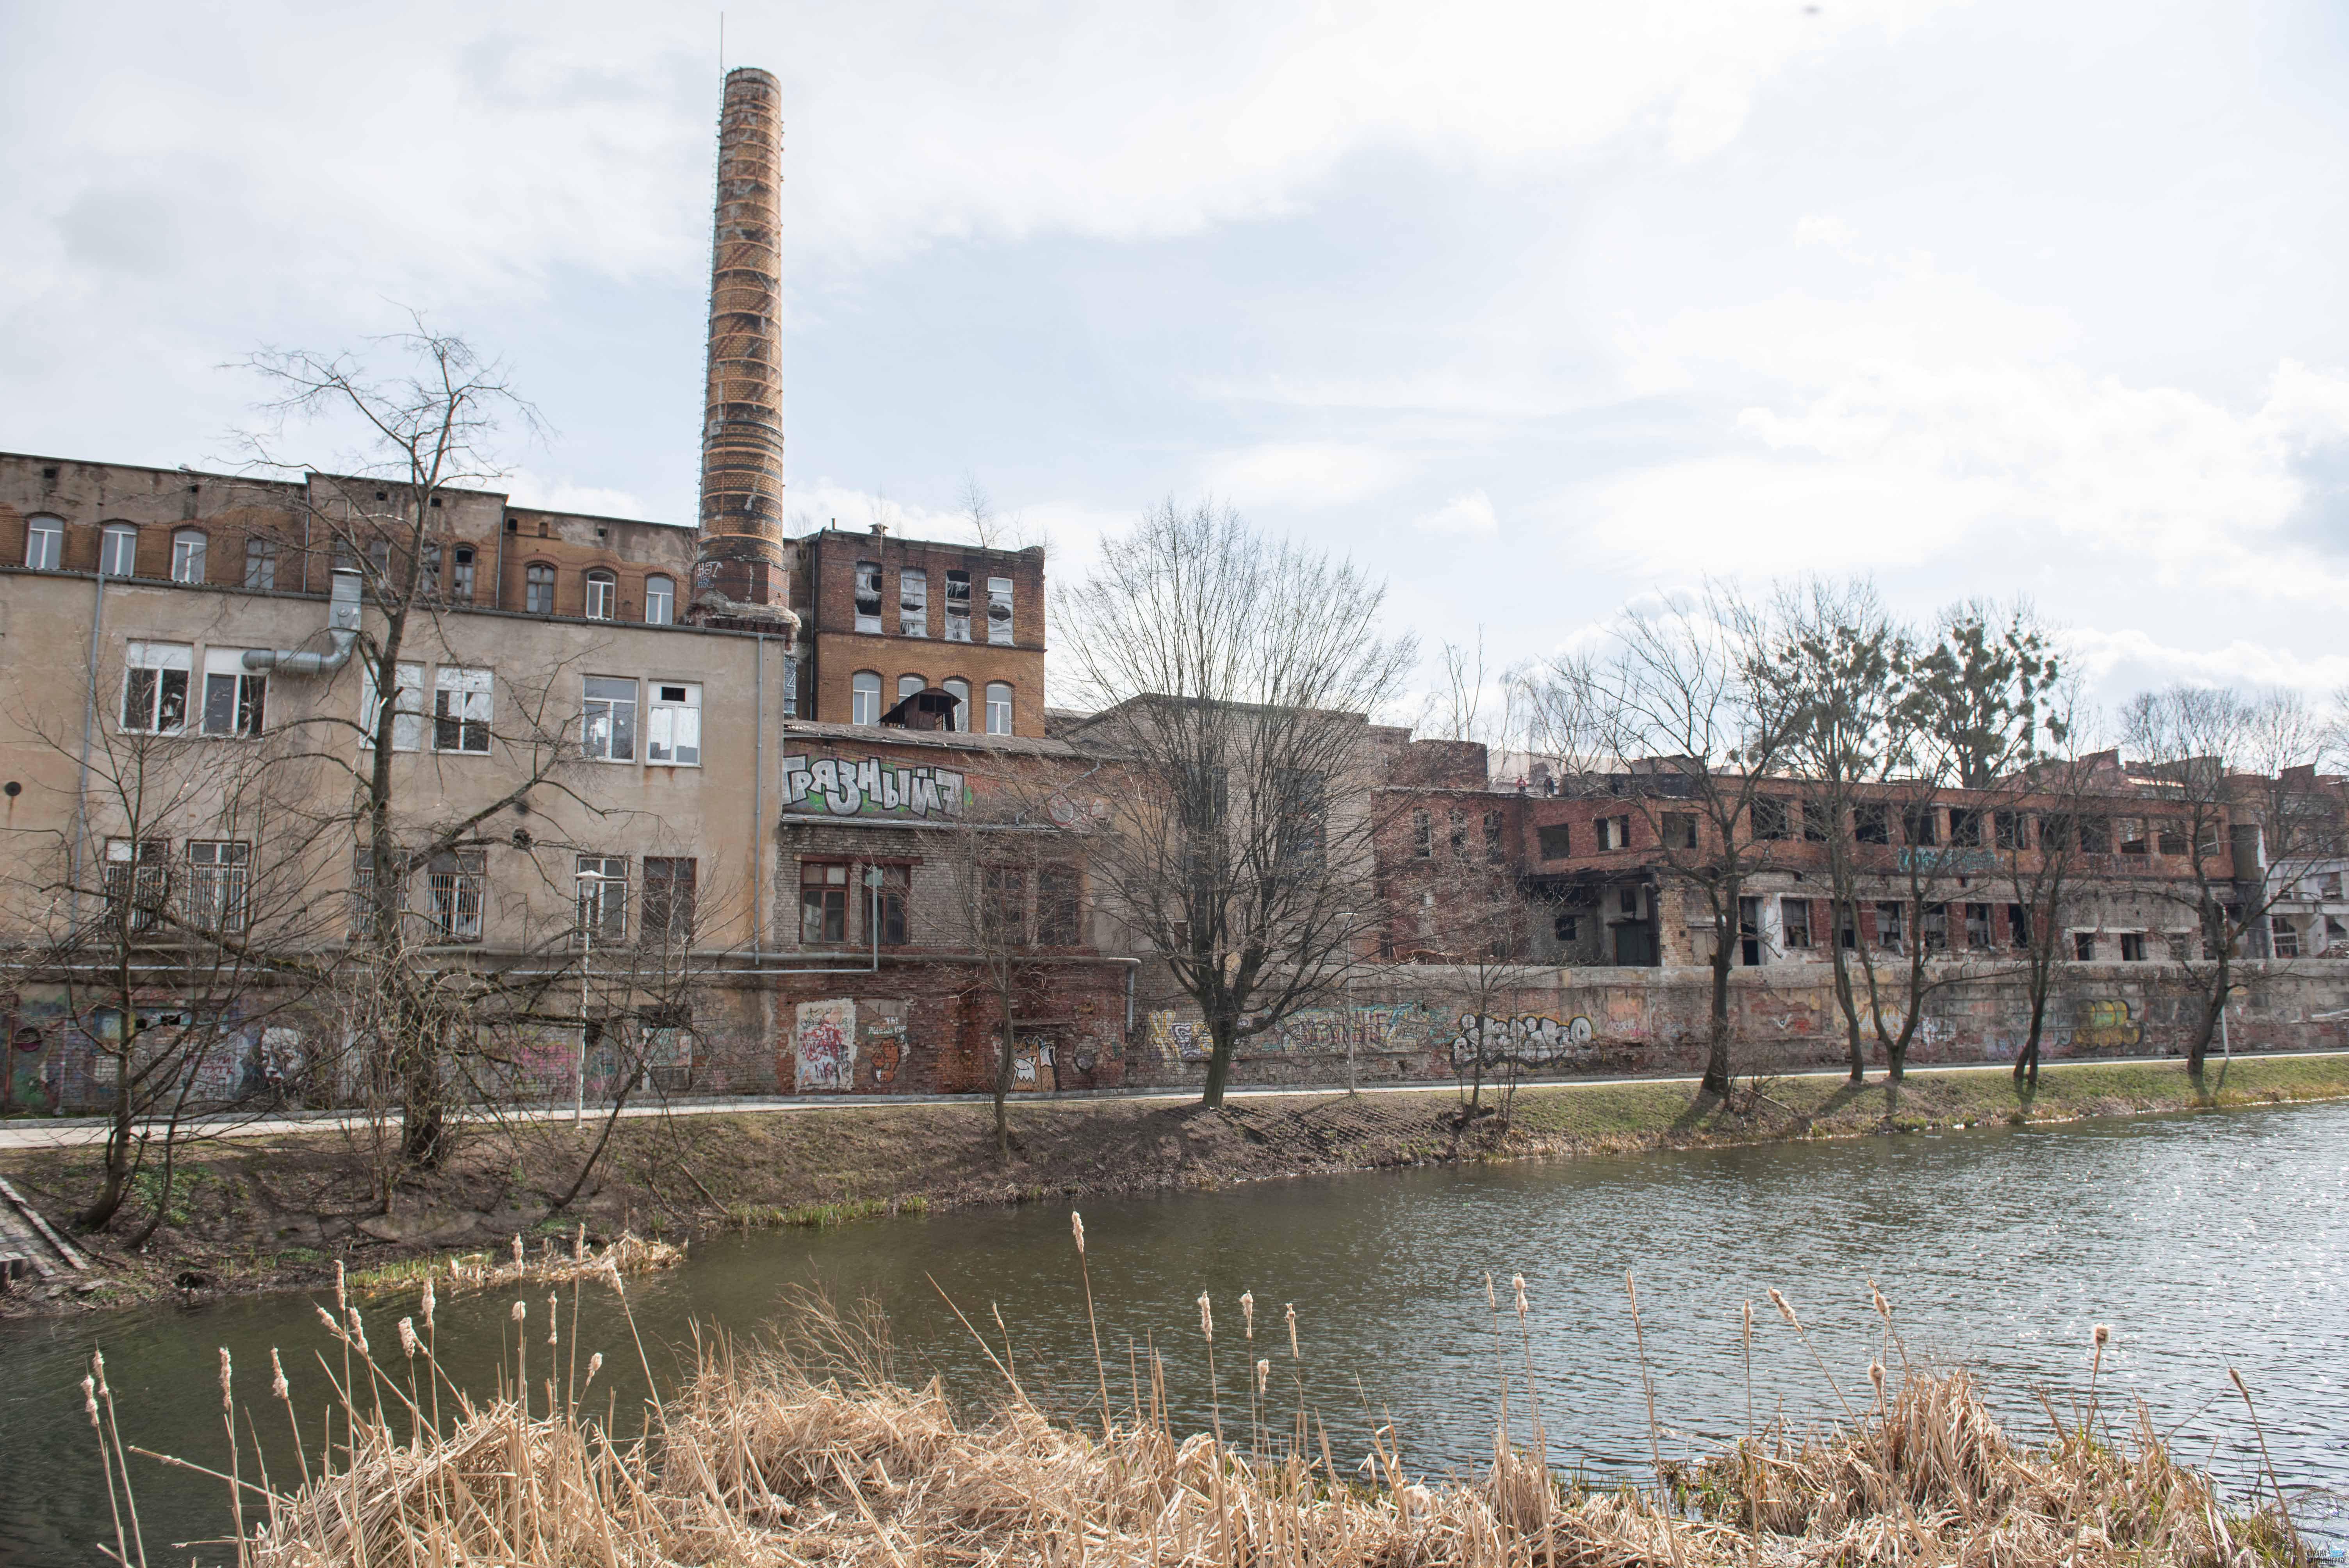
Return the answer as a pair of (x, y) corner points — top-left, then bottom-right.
(24, 515), (62, 570)
(584, 570), (617, 620)
(185, 841), (251, 932)
(433, 666), (492, 754)
(243, 536), (277, 590)
(941, 677), (970, 732)
(583, 676), (637, 761)
(851, 670), (882, 725)
(896, 674), (925, 708)
(100, 524), (138, 577)
(576, 855), (628, 944)
(424, 851), (486, 942)
(647, 681), (701, 765)
(104, 839), (169, 932)
(854, 560), (883, 633)
(985, 680), (1014, 735)
(986, 576), (1014, 644)
(362, 661), (424, 750)
(944, 571), (971, 641)
(643, 574), (673, 625)
(898, 568), (927, 636)
(200, 648), (266, 737)
(121, 641), (192, 732)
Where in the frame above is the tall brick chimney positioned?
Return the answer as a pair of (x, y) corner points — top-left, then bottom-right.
(692, 66), (798, 632)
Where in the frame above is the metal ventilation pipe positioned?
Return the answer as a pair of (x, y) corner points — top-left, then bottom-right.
(244, 568), (362, 674)
(693, 66), (797, 631)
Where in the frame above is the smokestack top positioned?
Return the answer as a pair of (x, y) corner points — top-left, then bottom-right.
(692, 65), (797, 633)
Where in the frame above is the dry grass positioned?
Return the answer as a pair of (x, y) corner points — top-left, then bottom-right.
(348, 1226), (683, 1298)
(98, 1262), (2306, 1568)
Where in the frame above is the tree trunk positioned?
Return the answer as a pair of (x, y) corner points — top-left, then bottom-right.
(2185, 967), (2224, 1082)
(995, 992), (1017, 1158)
(1829, 940), (1865, 1083)
(79, 1103), (135, 1232)
(1704, 925), (1733, 1098)
(1200, 1012), (1237, 1109)
(397, 1007), (447, 1170)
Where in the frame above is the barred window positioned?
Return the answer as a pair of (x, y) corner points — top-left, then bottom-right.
(104, 839), (170, 933)
(425, 852), (486, 943)
(185, 841), (251, 932)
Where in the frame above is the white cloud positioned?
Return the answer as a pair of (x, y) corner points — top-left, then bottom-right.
(1416, 489), (1499, 537)
(1202, 442), (1408, 508)
(503, 470), (658, 522)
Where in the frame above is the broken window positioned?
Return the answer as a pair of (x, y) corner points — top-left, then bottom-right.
(1738, 895), (1762, 965)
(2041, 814), (2074, 852)
(944, 571), (971, 641)
(898, 568), (927, 636)
(104, 838), (170, 932)
(243, 535), (277, 590)
(1948, 809), (1983, 847)
(1875, 900), (1906, 953)
(647, 682), (701, 766)
(420, 543), (442, 597)
(1853, 803), (1889, 844)
(364, 661), (424, 751)
(1902, 805), (1939, 846)
(642, 857), (697, 946)
(1921, 902), (1949, 952)
(1752, 796), (1791, 840)
(2007, 903), (2031, 949)
(1553, 912), (1578, 943)
(200, 648), (266, 738)
(1484, 811), (1506, 864)
(525, 562), (555, 614)
(1622, 886), (1641, 915)
(425, 851), (486, 943)
(854, 559), (883, 633)
(121, 640), (191, 732)
(576, 855), (628, 944)
(1782, 898), (1812, 948)
(800, 861), (849, 944)
(1412, 810), (1432, 858)
(1965, 902), (1992, 950)
(434, 666), (493, 754)
(1536, 823), (1572, 859)
(2117, 817), (2148, 856)
(2119, 931), (2149, 962)
(1595, 815), (1632, 851)
(1660, 812), (1697, 850)
(583, 676), (638, 761)
(2079, 816), (2112, 855)
(1836, 902), (1857, 949)
(1037, 865), (1082, 945)
(987, 576), (1014, 645)
(1449, 811), (1469, 859)
(1802, 800), (1832, 843)
(2268, 918), (2297, 959)
(1994, 810), (2028, 850)
(2155, 818), (2186, 856)
(454, 547), (478, 604)
(939, 677), (969, 731)
(2073, 931), (2096, 961)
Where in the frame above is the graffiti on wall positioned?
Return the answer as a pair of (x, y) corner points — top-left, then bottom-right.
(861, 1003), (908, 1087)
(795, 998), (859, 1091)
(1446, 1013), (1597, 1069)
(781, 754), (966, 819)
(2054, 998), (2141, 1051)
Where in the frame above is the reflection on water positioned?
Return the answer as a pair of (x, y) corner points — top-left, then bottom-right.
(3, 1100), (2344, 1564)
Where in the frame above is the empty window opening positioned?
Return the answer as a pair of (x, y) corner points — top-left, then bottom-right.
(100, 523), (138, 577)
(2079, 817), (2112, 855)
(1965, 902), (1993, 950)
(1752, 796), (1791, 840)
(1902, 805), (1939, 846)
(434, 666), (493, 754)
(584, 569), (617, 621)
(982, 865), (1029, 946)
(642, 573), (672, 625)
(1995, 810), (2028, 850)
(1853, 802), (1890, 844)
(1782, 897), (1813, 948)
(2155, 818), (2186, 856)
(944, 571), (972, 641)
(1949, 809), (1983, 847)
(200, 648), (266, 738)
(24, 514), (62, 570)
(2117, 817), (2149, 856)
(647, 682), (701, 766)
(1536, 823), (1572, 859)
(1660, 812), (1698, 850)
(898, 568), (927, 636)
(1836, 902), (1858, 949)
(851, 670), (882, 726)
(854, 559), (883, 632)
(1802, 800), (1832, 842)
(420, 542), (442, 596)
(1553, 913), (1578, 943)
(2073, 931), (2097, 961)
(1876, 901), (1907, 953)
(2119, 931), (2148, 962)
(987, 576), (1014, 644)
(1595, 815), (1632, 851)
(1412, 810), (1432, 858)
(1738, 895), (1762, 966)
(2007, 903), (2031, 949)
(1921, 902), (1950, 952)
(583, 675), (637, 761)
(1449, 810), (1469, 858)
(121, 641), (192, 733)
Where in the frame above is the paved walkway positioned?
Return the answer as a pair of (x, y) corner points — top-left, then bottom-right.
(0, 1048), (2337, 1152)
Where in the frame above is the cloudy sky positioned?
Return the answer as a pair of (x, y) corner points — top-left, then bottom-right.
(4, 1), (2345, 721)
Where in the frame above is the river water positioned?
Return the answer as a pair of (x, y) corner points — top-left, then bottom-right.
(4, 1099), (2344, 1564)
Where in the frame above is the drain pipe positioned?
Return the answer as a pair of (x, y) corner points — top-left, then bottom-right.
(243, 568), (363, 674)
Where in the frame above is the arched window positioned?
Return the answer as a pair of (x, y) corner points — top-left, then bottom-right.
(23, 514), (62, 570)
(584, 569), (617, 620)
(100, 523), (138, 578)
(644, 575), (674, 625)
(985, 681), (1014, 736)
(941, 678), (970, 732)
(851, 670), (882, 725)
(896, 674), (924, 707)
(525, 562), (555, 614)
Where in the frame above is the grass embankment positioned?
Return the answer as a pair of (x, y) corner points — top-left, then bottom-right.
(5, 1054), (2345, 1316)
(100, 1278), (2303, 1567)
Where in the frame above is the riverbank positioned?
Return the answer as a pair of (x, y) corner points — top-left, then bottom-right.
(4, 1052), (2345, 1317)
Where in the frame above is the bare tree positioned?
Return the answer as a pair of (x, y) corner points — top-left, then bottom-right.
(1057, 500), (1414, 1108)
(1385, 811), (1540, 1119)
(957, 472), (1040, 552)
(1421, 629), (1517, 766)
(1528, 586), (1797, 1097)
(2121, 686), (2338, 1078)
(1993, 742), (2098, 1087)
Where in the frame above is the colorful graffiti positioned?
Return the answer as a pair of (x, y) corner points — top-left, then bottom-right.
(2058, 998), (2141, 1051)
(861, 1004), (908, 1087)
(1446, 1014), (1596, 1070)
(781, 754), (966, 819)
(794, 998), (859, 1091)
